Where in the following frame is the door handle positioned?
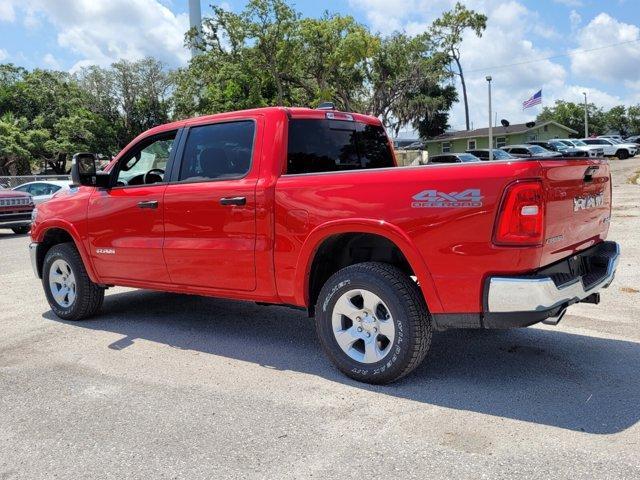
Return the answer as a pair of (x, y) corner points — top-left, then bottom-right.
(220, 196), (246, 206)
(137, 200), (158, 209)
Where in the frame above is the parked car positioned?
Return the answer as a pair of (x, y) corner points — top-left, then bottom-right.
(556, 139), (604, 157)
(0, 189), (34, 234)
(398, 140), (425, 151)
(598, 135), (624, 142)
(29, 106), (619, 384)
(526, 140), (588, 157)
(581, 138), (638, 159)
(428, 153), (481, 164)
(624, 134), (640, 145)
(12, 180), (72, 205)
(465, 149), (515, 161)
(500, 145), (563, 158)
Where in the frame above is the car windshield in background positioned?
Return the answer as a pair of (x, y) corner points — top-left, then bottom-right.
(287, 119), (394, 174)
(458, 154), (480, 162)
(529, 145), (547, 154)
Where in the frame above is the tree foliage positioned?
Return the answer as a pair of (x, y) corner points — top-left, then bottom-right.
(430, 2), (487, 131)
(535, 100), (640, 137)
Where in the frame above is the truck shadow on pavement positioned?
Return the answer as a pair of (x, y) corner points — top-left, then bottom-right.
(44, 289), (640, 435)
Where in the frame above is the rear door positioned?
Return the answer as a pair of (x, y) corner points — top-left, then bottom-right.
(162, 119), (260, 291)
(539, 158), (611, 266)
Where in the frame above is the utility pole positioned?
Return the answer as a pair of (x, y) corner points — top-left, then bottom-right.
(189, 0), (203, 58)
(583, 92), (588, 137)
(486, 76), (493, 161)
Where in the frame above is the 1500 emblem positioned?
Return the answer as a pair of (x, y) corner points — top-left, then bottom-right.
(412, 189), (483, 208)
(573, 192), (604, 212)
(96, 248), (116, 255)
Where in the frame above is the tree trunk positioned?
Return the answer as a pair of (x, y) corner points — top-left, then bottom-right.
(454, 56), (470, 131)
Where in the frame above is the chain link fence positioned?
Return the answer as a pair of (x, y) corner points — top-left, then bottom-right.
(0, 175), (71, 189)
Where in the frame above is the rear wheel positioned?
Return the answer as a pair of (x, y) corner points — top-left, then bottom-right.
(12, 226), (29, 234)
(616, 149), (629, 160)
(42, 243), (105, 320)
(315, 262), (432, 384)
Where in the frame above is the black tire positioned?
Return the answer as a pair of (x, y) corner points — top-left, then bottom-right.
(616, 149), (629, 160)
(12, 226), (30, 234)
(42, 242), (105, 320)
(315, 262), (432, 384)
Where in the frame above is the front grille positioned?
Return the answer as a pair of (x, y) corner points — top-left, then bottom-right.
(0, 197), (31, 207)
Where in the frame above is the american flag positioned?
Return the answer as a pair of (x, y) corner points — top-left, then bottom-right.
(522, 89), (542, 109)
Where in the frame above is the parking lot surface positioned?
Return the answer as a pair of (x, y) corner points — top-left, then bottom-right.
(1, 158), (639, 479)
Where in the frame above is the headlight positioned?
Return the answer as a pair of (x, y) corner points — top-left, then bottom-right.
(31, 207), (38, 222)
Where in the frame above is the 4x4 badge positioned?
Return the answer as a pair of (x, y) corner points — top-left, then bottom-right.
(412, 189), (483, 208)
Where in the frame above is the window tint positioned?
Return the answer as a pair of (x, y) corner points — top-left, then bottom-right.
(286, 119), (393, 174)
(117, 132), (176, 186)
(511, 148), (528, 154)
(179, 121), (254, 181)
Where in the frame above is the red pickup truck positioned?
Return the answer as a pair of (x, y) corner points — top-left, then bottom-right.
(29, 107), (619, 383)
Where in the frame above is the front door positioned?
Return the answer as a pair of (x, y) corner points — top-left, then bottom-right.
(163, 119), (258, 291)
(87, 131), (178, 284)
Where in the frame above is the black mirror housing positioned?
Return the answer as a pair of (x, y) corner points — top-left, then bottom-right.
(71, 153), (111, 188)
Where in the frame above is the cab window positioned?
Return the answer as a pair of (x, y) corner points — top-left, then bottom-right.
(115, 132), (177, 187)
(178, 121), (255, 182)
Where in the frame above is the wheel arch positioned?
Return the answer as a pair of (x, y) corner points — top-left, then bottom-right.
(33, 222), (99, 283)
(295, 219), (443, 315)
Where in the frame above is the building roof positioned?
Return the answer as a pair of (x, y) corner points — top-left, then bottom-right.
(425, 121), (578, 143)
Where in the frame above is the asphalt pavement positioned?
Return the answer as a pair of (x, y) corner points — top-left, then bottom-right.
(1, 158), (639, 479)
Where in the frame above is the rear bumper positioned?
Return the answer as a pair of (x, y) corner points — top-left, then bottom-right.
(483, 241), (619, 328)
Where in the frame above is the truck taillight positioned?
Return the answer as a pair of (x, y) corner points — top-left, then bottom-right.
(494, 181), (545, 246)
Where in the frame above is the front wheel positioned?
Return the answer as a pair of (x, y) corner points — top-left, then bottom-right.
(617, 149), (629, 160)
(42, 242), (105, 320)
(315, 262), (432, 384)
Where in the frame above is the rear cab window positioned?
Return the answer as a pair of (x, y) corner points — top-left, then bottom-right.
(286, 119), (394, 174)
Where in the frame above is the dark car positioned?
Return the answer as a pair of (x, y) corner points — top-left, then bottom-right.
(527, 140), (588, 157)
(428, 153), (481, 164)
(465, 149), (515, 161)
(501, 145), (563, 159)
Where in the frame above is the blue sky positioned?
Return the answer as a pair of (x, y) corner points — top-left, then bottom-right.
(1, 0), (639, 132)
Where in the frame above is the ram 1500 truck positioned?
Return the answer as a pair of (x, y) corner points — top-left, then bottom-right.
(29, 107), (620, 384)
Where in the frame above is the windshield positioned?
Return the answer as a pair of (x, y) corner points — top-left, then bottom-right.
(529, 145), (547, 154)
(492, 149), (512, 159)
(572, 140), (587, 146)
(458, 154), (479, 162)
(609, 138), (622, 144)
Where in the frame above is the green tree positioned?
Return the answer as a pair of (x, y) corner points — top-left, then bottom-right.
(430, 2), (487, 131)
(537, 100), (606, 136)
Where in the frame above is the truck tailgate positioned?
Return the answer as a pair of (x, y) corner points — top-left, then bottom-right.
(539, 158), (611, 266)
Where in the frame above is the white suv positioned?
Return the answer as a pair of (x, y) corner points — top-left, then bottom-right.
(581, 138), (637, 159)
(556, 139), (604, 158)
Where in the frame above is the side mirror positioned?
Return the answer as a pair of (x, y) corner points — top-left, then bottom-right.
(71, 153), (111, 188)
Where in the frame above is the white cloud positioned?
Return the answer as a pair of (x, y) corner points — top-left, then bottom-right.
(0, 0), (16, 22)
(4, 0), (190, 69)
(570, 13), (640, 84)
(42, 53), (61, 69)
(0, 48), (8, 61)
(569, 10), (581, 30)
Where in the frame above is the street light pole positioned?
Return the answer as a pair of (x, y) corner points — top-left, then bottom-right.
(486, 76), (493, 161)
(583, 92), (588, 137)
